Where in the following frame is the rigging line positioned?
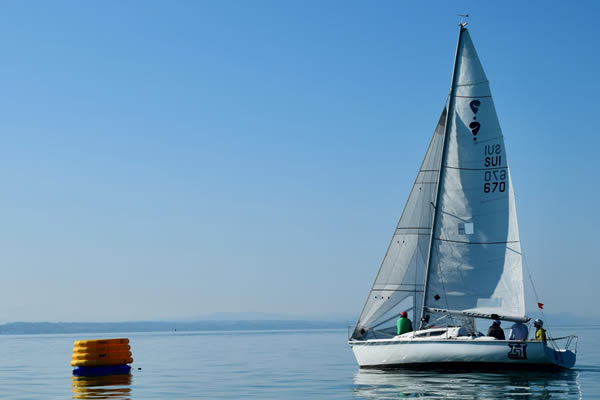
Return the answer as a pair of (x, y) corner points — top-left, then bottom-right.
(436, 262), (455, 327)
(412, 167), (432, 324)
(371, 219), (412, 324)
(353, 130), (442, 335)
(506, 246), (522, 255)
(455, 80), (489, 86)
(371, 126), (441, 310)
(431, 235), (455, 327)
(371, 306), (416, 330)
(548, 336), (575, 341)
(435, 238), (520, 245)
(421, 28), (462, 330)
(353, 164), (430, 335)
(354, 78), (446, 339)
(413, 252), (419, 324)
(374, 283), (424, 287)
(522, 253), (541, 307)
(438, 209), (469, 223)
(510, 173), (561, 351)
(369, 329), (396, 339)
(522, 252), (558, 351)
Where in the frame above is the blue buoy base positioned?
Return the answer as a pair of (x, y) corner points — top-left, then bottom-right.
(73, 365), (131, 376)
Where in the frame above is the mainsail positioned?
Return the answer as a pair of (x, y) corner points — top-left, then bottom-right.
(353, 26), (526, 339)
(422, 28), (525, 323)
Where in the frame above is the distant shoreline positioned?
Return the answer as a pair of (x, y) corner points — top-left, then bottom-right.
(0, 320), (354, 335)
(2, 311), (594, 335)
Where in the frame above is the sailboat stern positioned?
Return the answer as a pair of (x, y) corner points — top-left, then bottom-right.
(548, 348), (576, 369)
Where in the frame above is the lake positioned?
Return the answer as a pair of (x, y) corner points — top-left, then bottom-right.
(1, 325), (598, 399)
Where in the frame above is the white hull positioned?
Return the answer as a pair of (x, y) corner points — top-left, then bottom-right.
(350, 337), (575, 369)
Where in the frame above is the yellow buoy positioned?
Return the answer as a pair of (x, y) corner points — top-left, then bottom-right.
(71, 338), (133, 370)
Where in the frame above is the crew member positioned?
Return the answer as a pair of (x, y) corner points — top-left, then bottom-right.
(534, 319), (547, 343)
(486, 320), (505, 340)
(397, 311), (413, 335)
(508, 322), (528, 340)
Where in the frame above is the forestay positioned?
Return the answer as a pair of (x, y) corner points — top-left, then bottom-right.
(352, 108), (446, 339)
(422, 29), (525, 323)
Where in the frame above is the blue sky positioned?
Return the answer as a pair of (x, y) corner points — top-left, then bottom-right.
(0, 1), (598, 322)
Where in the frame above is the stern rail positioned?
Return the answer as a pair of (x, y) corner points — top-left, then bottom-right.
(549, 335), (578, 353)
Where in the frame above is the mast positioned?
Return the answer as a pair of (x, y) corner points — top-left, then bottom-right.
(419, 23), (466, 329)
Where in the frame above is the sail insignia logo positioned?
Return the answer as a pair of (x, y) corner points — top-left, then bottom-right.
(507, 343), (527, 360)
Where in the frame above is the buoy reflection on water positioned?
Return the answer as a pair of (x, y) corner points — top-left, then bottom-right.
(71, 374), (132, 399)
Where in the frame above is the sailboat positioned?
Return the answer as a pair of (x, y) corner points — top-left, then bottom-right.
(349, 24), (577, 369)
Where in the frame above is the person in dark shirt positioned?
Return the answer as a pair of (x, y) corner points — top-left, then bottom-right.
(486, 320), (505, 340)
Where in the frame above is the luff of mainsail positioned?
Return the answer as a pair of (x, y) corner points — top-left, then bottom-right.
(352, 108), (446, 339)
(419, 23), (466, 329)
(421, 27), (526, 325)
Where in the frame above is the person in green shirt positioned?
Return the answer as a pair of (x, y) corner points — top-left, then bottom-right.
(397, 311), (413, 335)
(534, 319), (547, 343)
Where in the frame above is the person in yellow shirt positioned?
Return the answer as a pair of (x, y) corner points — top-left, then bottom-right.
(534, 319), (547, 343)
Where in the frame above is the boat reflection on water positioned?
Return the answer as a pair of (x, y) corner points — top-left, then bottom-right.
(353, 368), (581, 399)
(71, 374), (132, 399)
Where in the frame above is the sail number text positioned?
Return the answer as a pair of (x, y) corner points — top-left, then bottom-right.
(468, 100), (507, 194)
(483, 145), (506, 193)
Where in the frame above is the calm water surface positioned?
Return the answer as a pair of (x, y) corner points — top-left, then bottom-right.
(1, 326), (598, 399)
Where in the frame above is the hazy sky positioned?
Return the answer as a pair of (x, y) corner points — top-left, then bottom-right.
(1, 1), (598, 322)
